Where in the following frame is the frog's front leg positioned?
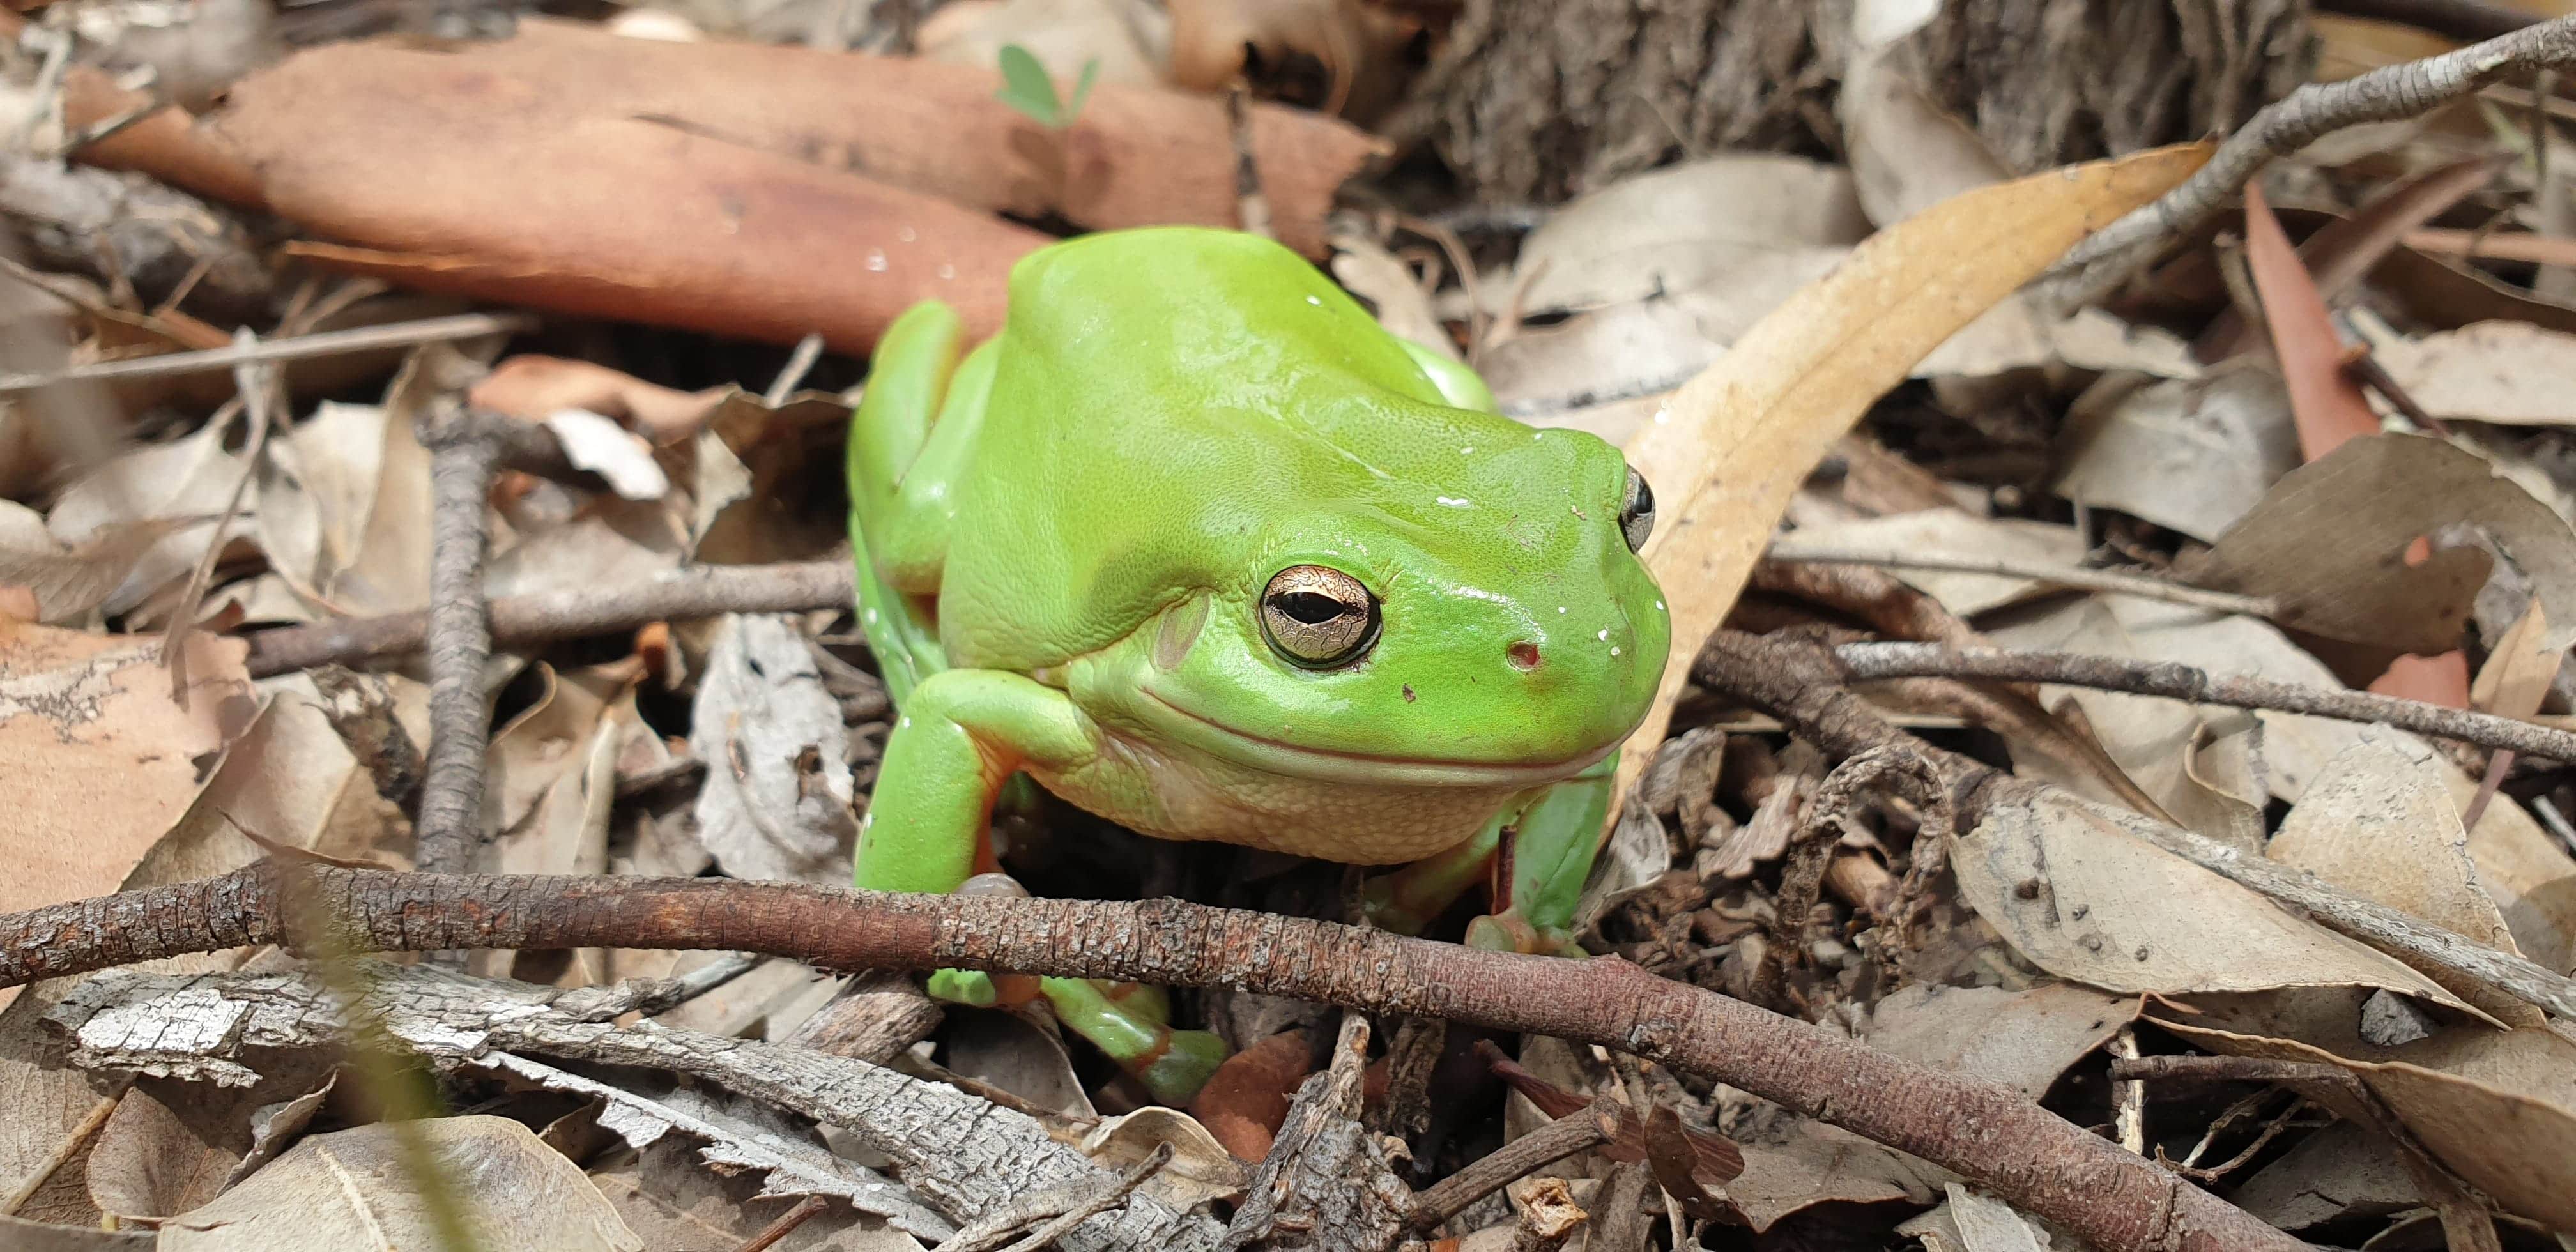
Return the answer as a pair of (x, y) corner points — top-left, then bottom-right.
(856, 669), (1225, 1104)
(1363, 754), (1616, 958)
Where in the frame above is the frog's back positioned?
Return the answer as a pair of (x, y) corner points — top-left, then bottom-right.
(939, 229), (1551, 669)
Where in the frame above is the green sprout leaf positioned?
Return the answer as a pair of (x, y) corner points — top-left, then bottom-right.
(1063, 57), (1101, 126)
(995, 43), (1064, 128)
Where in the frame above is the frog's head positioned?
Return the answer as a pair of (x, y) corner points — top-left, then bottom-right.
(1126, 422), (1671, 789)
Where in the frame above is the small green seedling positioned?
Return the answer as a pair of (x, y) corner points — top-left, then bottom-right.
(996, 43), (1100, 130)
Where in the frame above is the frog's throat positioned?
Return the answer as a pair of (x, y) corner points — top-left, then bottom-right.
(1134, 686), (1616, 788)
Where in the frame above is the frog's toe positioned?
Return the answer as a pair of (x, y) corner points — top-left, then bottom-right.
(928, 968), (1000, 1007)
(1138, 1030), (1229, 1107)
(1040, 975), (1230, 1105)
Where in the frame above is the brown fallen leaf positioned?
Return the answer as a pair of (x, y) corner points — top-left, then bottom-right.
(1606, 141), (2212, 819)
(471, 356), (728, 444)
(1190, 1030), (1312, 1162)
(157, 1117), (643, 1251)
(2243, 181), (2381, 460)
(2267, 729), (2540, 1027)
(0, 625), (253, 1014)
(2194, 432), (2576, 664)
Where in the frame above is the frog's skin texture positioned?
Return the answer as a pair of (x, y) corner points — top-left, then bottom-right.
(848, 227), (1670, 1103)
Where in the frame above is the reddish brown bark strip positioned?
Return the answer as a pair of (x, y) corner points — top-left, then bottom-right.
(0, 863), (2296, 1252)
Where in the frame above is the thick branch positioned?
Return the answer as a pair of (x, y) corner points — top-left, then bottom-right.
(241, 560), (854, 677)
(1831, 641), (2576, 763)
(1703, 632), (2576, 1021)
(2048, 13), (2576, 304)
(0, 862), (2299, 1252)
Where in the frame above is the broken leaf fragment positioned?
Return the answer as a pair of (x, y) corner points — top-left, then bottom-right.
(157, 1117), (643, 1251)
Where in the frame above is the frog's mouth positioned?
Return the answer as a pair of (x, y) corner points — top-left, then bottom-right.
(1135, 687), (1614, 787)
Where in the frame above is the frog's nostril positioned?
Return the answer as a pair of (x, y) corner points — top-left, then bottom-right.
(1506, 641), (1541, 671)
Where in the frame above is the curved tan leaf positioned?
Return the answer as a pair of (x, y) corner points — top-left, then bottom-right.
(1608, 142), (2211, 816)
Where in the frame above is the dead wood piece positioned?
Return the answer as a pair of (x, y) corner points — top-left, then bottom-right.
(1704, 632), (2576, 1021)
(780, 969), (944, 1065)
(0, 153), (270, 317)
(241, 560), (856, 677)
(0, 863), (2306, 1252)
(2051, 14), (2576, 305)
(1226, 1014), (1409, 1250)
(46, 963), (1218, 1252)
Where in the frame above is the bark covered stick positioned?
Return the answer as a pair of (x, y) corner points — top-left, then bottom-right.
(0, 862), (2299, 1252)
(242, 560), (855, 677)
(414, 400), (499, 881)
(2048, 13), (2576, 305)
(1831, 641), (2576, 763)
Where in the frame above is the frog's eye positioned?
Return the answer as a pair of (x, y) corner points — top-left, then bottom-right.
(1619, 467), (1655, 552)
(1261, 565), (1380, 669)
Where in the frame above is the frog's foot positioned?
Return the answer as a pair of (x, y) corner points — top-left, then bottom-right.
(1464, 758), (1619, 958)
(1040, 975), (1227, 1106)
(1360, 818), (1501, 937)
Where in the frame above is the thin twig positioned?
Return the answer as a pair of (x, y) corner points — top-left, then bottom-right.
(2046, 15), (2576, 307)
(2110, 1027), (2146, 1157)
(1827, 641), (2576, 763)
(766, 333), (825, 406)
(241, 560), (855, 677)
(415, 400), (500, 885)
(1761, 545), (2276, 617)
(1406, 1099), (1616, 1232)
(735, 1195), (829, 1252)
(0, 862), (2308, 1252)
(0, 311), (536, 393)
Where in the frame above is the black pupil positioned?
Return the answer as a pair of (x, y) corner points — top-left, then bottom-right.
(1626, 475), (1653, 519)
(1277, 592), (1348, 624)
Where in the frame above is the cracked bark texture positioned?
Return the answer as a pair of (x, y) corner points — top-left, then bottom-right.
(45, 964), (1222, 1252)
(1400, 0), (2306, 204)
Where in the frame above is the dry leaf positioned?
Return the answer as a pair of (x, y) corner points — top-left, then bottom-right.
(2243, 181), (2382, 459)
(2471, 600), (2559, 718)
(1860, 982), (2140, 1098)
(2230, 1122), (2418, 1231)
(943, 1007), (1097, 1120)
(1498, 155), (1871, 317)
(1190, 1031), (1310, 1161)
(1953, 788), (2483, 1015)
(2151, 993), (2576, 1233)
(2078, 597), (2576, 972)
(2267, 729), (2538, 1026)
(1078, 1108), (1246, 1210)
(2197, 432), (2576, 659)
(689, 614), (857, 883)
(1608, 141), (2212, 816)
(46, 411), (254, 618)
(2372, 320), (2576, 427)
(1328, 235), (1454, 362)
(0, 516), (197, 623)
(158, 1117), (643, 1251)
(0, 625), (252, 1013)
(1719, 1099), (1942, 1232)
(85, 1069), (332, 1223)
(2051, 361), (2299, 543)
(1775, 511), (2087, 616)
(471, 355), (728, 443)
(923, 0), (1170, 92)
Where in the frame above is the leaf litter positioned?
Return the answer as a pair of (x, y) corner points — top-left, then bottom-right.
(8, 4), (2576, 1250)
